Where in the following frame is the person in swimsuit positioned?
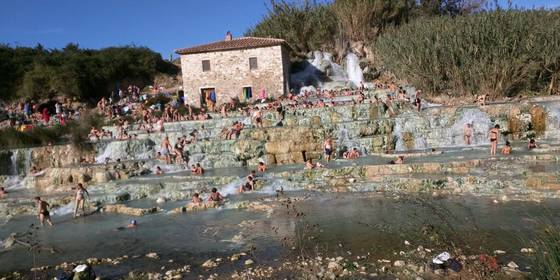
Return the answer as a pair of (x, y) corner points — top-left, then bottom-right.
(464, 123), (473, 145)
(257, 161), (267, 172)
(73, 183), (90, 218)
(192, 193), (202, 205)
(206, 188), (224, 208)
(174, 140), (184, 164)
(501, 141), (512, 155)
(324, 138), (333, 162)
(528, 138), (537, 150)
(195, 163), (204, 175)
(253, 109), (263, 128)
(415, 90), (422, 112)
(239, 175), (255, 193)
(489, 124), (500, 155)
(155, 166), (164, 175)
(34, 197), (54, 226)
(161, 136), (172, 164)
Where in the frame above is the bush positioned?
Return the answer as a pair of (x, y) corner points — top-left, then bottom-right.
(374, 10), (560, 98)
(246, 0), (338, 55)
(0, 113), (105, 150)
(531, 225), (560, 279)
(0, 44), (179, 102)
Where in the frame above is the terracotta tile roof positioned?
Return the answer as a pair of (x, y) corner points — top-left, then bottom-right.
(175, 37), (289, 55)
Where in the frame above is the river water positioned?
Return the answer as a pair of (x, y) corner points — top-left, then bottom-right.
(1, 192), (558, 277)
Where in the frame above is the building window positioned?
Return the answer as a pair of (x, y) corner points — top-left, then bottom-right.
(249, 57), (258, 70)
(202, 60), (210, 72)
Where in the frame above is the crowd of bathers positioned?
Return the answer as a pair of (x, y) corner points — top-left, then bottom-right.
(0, 99), (83, 130)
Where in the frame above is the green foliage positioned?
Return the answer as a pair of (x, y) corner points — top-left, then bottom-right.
(67, 113), (105, 150)
(531, 225), (560, 279)
(375, 10), (560, 98)
(0, 126), (66, 150)
(246, 0), (338, 55)
(246, 0), (484, 57)
(0, 113), (104, 150)
(332, 0), (413, 42)
(0, 44), (179, 102)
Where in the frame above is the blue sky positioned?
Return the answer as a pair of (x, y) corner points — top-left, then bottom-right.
(0, 0), (558, 59)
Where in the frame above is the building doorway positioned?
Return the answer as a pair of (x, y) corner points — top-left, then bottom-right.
(200, 88), (215, 108)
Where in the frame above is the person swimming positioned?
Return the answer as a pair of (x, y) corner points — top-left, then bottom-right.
(127, 220), (138, 228)
(0, 187), (6, 199)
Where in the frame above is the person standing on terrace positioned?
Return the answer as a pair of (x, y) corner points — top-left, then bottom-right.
(489, 124), (500, 155)
(161, 136), (172, 164)
(415, 90), (422, 112)
(464, 123), (473, 145)
(73, 183), (90, 218)
(324, 137), (334, 162)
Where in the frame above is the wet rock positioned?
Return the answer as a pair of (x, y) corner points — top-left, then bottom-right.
(394, 260), (405, 267)
(202, 259), (218, 268)
(507, 261), (519, 269)
(493, 250), (506, 255)
(72, 264), (96, 280)
(115, 193), (131, 202)
(146, 252), (159, 259)
(244, 259), (254, 266)
(327, 261), (342, 273)
(104, 204), (158, 216)
(520, 248), (535, 253)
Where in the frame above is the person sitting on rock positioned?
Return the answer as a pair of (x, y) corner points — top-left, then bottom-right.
(344, 148), (360, 159)
(257, 161), (267, 172)
(501, 141), (512, 155)
(239, 175), (255, 193)
(207, 188), (224, 207)
(192, 193), (202, 205)
(305, 159), (324, 170)
(528, 138), (537, 150)
(191, 163), (204, 175)
(155, 166), (164, 175)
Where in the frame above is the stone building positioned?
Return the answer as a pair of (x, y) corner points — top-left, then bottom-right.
(176, 34), (291, 107)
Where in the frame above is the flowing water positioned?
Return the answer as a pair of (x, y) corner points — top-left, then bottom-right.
(1, 191), (558, 277)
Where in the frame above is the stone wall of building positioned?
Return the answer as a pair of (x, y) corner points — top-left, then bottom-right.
(180, 45), (289, 107)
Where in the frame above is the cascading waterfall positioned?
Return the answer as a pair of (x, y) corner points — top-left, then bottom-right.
(448, 109), (492, 146)
(337, 126), (366, 155)
(96, 139), (155, 163)
(10, 148), (32, 175)
(394, 115), (428, 152)
(345, 52), (364, 87)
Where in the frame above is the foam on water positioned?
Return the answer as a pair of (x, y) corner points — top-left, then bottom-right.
(52, 202), (76, 217)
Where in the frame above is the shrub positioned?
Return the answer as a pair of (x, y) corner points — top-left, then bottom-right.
(0, 44), (179, 103)
(246, 0), (338, 55)
(531, 225), (560, 279)
(374, 9), (560, 98)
